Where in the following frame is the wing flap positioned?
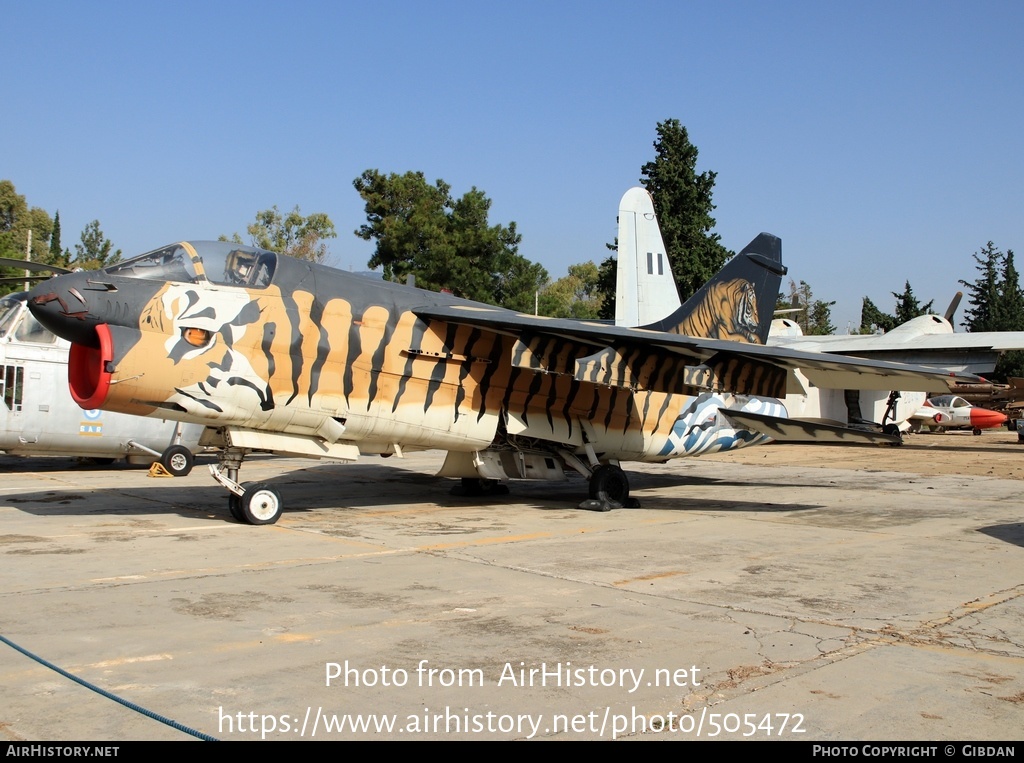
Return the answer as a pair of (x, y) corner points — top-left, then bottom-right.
(723, 410), (901, 445)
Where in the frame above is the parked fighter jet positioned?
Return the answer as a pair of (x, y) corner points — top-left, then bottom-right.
(0, 290), (202, 473)
(26, 200), (975, 523)
(911, 395), (1007, 434)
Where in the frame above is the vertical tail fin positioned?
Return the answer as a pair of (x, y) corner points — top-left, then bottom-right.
(612, 186), (786, 344)
(642, 233), (786, 344)
(614, 188), (683, 328)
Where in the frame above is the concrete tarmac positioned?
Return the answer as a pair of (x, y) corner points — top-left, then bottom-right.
(1, 431), (1022, 741)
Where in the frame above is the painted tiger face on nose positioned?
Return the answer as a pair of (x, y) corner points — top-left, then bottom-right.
(132, 283), (273, 420)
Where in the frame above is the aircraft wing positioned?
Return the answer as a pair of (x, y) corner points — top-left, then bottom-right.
(909, 407), (944, 423)
(772, 330), (1024, 355)
(416, 305), (980, 397)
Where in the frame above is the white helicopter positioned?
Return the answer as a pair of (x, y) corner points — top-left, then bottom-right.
(0, 257), (201, 474)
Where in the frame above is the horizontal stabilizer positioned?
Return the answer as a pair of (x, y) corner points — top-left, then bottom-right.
(723, 410), (900, 445)
(0, 257), (72, 275)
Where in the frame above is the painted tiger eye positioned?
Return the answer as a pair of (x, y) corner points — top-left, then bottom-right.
(182, 327), (212, 347)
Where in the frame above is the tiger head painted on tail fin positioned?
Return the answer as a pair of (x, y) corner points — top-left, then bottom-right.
(670, 278), (760, 342)
(636, 233), (785, 345)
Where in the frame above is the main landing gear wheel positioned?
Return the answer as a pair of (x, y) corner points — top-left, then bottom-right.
(451, 477), (510, 497)
(159, 445), (194, 477)
(881, 423), (903, 446)
(236, 483), (283, 525)
(580, 464), (640, 511)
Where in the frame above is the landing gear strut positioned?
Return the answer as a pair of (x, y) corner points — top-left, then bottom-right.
(880, 391), (904, 445)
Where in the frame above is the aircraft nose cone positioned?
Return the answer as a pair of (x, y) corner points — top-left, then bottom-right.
(969, 408), (1008, 429)
(27, 272), (160, 348)
(28, 272), (103, 346)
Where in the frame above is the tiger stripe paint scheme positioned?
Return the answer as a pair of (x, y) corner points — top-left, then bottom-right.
(31, 237), (786, 458)
(28, 236), (973, 521)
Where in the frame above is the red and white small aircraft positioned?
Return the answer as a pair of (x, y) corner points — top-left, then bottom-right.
(912, 395), (1007, 434)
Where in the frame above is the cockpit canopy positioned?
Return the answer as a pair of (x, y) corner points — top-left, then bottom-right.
(928, 395), (970, 408)
(104, 241), (277, 288)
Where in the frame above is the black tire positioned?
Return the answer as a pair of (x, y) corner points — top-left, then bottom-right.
(159, 445), (194, 477)
(460, 477), (485, 495)
(588, 464), (630, 503)
(228, 493), (246, 522)
(240, 483), (283, 525)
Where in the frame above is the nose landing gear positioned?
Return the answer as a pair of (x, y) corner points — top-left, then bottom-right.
(213, 449), (284, 525)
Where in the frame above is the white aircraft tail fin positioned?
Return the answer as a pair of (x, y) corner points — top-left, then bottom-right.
(614, 187), (682, 327)
(613, 186), (786, 344)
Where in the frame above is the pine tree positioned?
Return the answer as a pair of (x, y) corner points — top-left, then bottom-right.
(787, 279), (835, 335)
(859, 296), (897, 333)
(353, 170), (546, 309)
(640, 119), (732, 300)
(960, 242), (1003, 332)
(598, 120), (731, 318)
(72, 220), (121, 269)
(993, 250), (1024, 327)
(959, 242), (1024, 380)
(993, 250), (1024, 379)
(891, 281), (934, 324)
(46, 210), (69, 268)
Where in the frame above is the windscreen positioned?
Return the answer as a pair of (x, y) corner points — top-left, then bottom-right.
(104, 241), (277, 288)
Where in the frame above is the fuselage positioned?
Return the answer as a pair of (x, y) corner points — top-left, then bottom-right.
(28, 241), (781, 468)
(920, 395), (1007, 430)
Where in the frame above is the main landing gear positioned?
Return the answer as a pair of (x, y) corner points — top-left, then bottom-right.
(449, 461), (640, 512)
(212, 449), (283, 525)
(450, 478), (510, 497)
(579, 463), (641, 512)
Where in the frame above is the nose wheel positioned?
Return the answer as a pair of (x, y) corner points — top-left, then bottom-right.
(226, 482), (283, 524)
(238, 484), (283, 524)
(159, 444), (195, 477)
(212, 449), (284, 525)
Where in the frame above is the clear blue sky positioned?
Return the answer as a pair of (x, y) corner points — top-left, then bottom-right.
(4, 0), (1022, 331)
